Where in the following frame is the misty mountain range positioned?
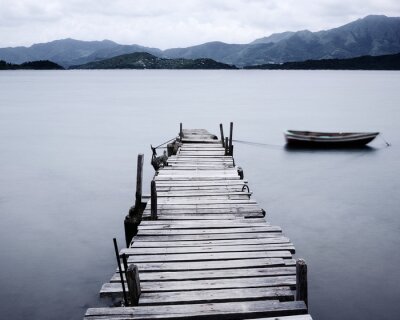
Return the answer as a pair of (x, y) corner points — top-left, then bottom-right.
(1, 15), (399, 68)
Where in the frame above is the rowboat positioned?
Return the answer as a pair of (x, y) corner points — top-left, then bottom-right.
(284, 130), (379, 147)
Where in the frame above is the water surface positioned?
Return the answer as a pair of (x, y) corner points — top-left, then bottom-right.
(0, 70), (399, 319)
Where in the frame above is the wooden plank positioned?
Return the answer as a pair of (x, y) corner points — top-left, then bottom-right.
(142, 207), (263, 214)
(154, 180), (248, 186)
(158, 171), (237, 174)
(102, 275), (296, 295)
(126, 258), (287, 272)
(157, 168), (237, 172)
(85, 300), (307, 319)
(168, 155), (232, 158)
(137, 226), (281, 235)
(164, 166), (234, 170)
(138, 223), (270, 230)
(134, 232), (283, 242)
(157, 186), (244, 192)
(127, 251), (292, 264)
(167, 160), (234, 164)
(180, 138), (221, 143)
(122, 286), (295, 305)
(150, 214), (264, 220)
(156, 191), (251, 197)
(152, 199), (258, 205)
(156, 195), (252, 202)
(122, 244), (295, 256)
(139, 220), (266, 227)
(111, 266), (296, 282)
(132, 237), (291, 248)
(155, 177), (241, 181)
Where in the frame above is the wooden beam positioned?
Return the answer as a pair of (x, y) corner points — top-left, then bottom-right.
(135, 154), (144, 209)
(220, 123), (225, 147)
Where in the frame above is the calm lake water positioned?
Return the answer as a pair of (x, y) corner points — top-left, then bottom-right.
(0, 70), (399, 320)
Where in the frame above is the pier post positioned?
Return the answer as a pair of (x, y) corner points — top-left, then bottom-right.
(151, 180), (157, 220)
(134, 154), (144, 210)
(229, 122), (233, 156)
(167, 143), (174, 156)
(237, 167), (244, 179)
(179, 123), (183, 140)
(126, 264), (141, 306)
(124, 154), (145, 247)
(220, 123), (225, 147)
(225, 137), (229, 155)
(296, 259), (308, 308)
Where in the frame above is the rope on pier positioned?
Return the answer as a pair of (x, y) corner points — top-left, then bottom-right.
(153, 137), (177, 149)
(233, 139), (283, 149)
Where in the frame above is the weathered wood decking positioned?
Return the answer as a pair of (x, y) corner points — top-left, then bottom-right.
(85, 128), (312, 320)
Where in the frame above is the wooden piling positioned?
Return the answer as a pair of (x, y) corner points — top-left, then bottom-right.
(124, 153), (145, 247)
(179, 123), (183, 139)
(229, 122), (233, 156)
(135, 154), (144, 209)
(126, 264), (141, 306)
(225, 137), (229, 155)
(220, 123), (225, 147)
(237, 166), (244, 179)
(150, 180), (157, 220)
(296, 259), (308, 308)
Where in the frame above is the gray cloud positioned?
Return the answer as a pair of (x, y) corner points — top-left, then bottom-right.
(1, 0), (399, 48)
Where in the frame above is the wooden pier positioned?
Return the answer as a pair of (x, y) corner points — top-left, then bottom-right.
(84, 126), (312, 320)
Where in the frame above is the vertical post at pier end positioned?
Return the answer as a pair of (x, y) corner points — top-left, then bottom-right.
(126, 264), (141, 306)
(151, 180), (158, 220)
(225, 137), (229, 156)
(296, 258), (308, 308)
(220, 123), (225, 147)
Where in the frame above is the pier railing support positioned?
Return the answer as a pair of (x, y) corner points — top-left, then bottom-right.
(151, 180), (157, 220)
(229, 121), (233, 156)
(113, 238), (128, 306)
(225, 137), (229, 155)
(296, 258), (308, 308)
(124, 154), (145, 247)
(220, 123), (225, 147)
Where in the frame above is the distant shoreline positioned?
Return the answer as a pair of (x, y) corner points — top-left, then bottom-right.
(1, 52), (400, 70)
(244, 53), (400, 70)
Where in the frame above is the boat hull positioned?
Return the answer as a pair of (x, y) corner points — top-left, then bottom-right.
(284, 131), (379, 148)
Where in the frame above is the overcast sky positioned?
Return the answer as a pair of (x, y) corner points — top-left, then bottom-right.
(1, 0), (399, 48)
